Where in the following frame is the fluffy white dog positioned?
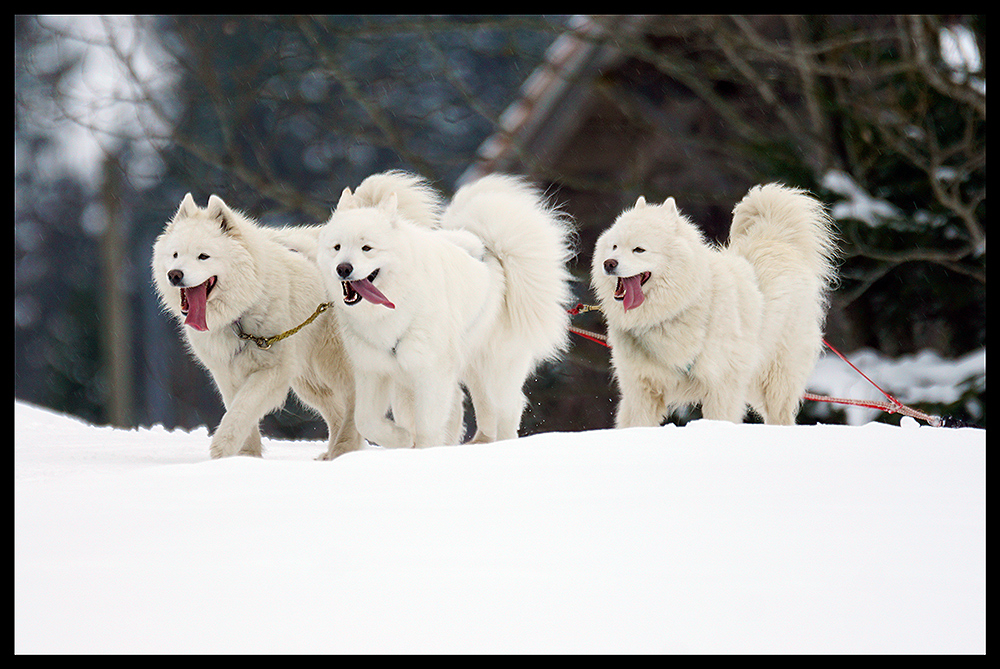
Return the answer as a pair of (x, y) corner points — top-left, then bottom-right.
(592, 184), (837, 427)
(152, 194), (360, 459)
(317, 171), (574, 449)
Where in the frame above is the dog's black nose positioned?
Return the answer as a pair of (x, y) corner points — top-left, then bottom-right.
(603, 259), (618, 274)
(168, 269), (184, 286)
(336, 263), (353, 279)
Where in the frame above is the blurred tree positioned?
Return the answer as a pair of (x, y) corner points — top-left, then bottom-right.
(135, 16), (565, 213)
(15, 15), (107, 425)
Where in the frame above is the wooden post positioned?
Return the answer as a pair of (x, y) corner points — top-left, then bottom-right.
(99, 152), (134, 427)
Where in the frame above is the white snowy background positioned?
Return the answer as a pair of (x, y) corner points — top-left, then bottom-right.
(14, 345), (985, 654)
(16, 17), (985, 654)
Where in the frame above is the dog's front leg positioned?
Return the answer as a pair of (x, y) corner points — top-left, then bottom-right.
(317, 394), (364, 460)
(615, 384), (666, 428)
(211, 365), (292, 458)
(407, 367), (465, 448)
(701, 383), (750, 424)
(354, 373), (414, 449)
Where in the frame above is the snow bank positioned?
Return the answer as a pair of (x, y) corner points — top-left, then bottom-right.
(15, 401), (985, 654)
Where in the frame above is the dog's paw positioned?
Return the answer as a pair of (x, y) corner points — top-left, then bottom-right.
(315, 450), (342, 461)
(209, 434), (240, 459)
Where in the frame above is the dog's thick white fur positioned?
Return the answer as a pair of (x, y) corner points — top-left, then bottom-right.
(152, 193), (360, 459)
(592, 183), (837, 427)
(317, 171), (574, 449)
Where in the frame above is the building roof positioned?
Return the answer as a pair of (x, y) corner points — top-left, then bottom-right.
(457, 15), (649, 187)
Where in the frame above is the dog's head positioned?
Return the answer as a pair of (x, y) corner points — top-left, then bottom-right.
(592, 195), (707, 321)
(151, 193), (256, 331)
(317, 188), (398, 309)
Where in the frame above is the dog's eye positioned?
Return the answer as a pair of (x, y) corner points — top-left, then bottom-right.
(198, 253), (210, 260)
(633, 247), (645, 254)
(333, 244), (340, 251)
(172, 252), (178, 259)
(611, 244), (618, 251)
(362, 245), (372, 252)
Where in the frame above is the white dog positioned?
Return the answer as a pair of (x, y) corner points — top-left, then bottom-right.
(317, 171), (574, 449)
(152, 193), (360, 459)
(592, 184), (837, 427)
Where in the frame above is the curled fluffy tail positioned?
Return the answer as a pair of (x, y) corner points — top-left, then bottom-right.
(351, 170), (443, 228)
(729, 183), (839, 300)
(441, 174), (576, 361)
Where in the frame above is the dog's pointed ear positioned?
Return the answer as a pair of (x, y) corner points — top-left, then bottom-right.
(206, 194), (235, 233)
(337, 187), (355, 211)
(634, 195), (647, 209)
(662, 197), (679, 217)
(381, 193), (399, 221)
(176, 192), (199, 219)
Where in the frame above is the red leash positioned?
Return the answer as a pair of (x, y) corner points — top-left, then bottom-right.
(568, 304), (947, 427)
(568, 303), (611, 347)
(567, 303), (610, 347)
(803, 339), (943, 426)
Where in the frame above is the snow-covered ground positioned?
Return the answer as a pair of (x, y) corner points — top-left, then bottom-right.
(15, 394), (984, 654)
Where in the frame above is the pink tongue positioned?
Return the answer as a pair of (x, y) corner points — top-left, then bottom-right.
(621, 275), (645, 311)
(183, 282), (210, 331)
(351, 279), (395, 309)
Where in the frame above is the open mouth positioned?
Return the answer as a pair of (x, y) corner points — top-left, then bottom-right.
(613, 272), (650, 300)
(342, 269), (378, 305)
(613, 272), (651, 311)
(179, 276), (217, 331)
(341, 269), (395, 309)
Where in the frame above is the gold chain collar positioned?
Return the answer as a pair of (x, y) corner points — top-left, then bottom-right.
(234, 302), (331, 350)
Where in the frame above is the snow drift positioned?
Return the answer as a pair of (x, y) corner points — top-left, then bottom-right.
(14, 400), (984, 654)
